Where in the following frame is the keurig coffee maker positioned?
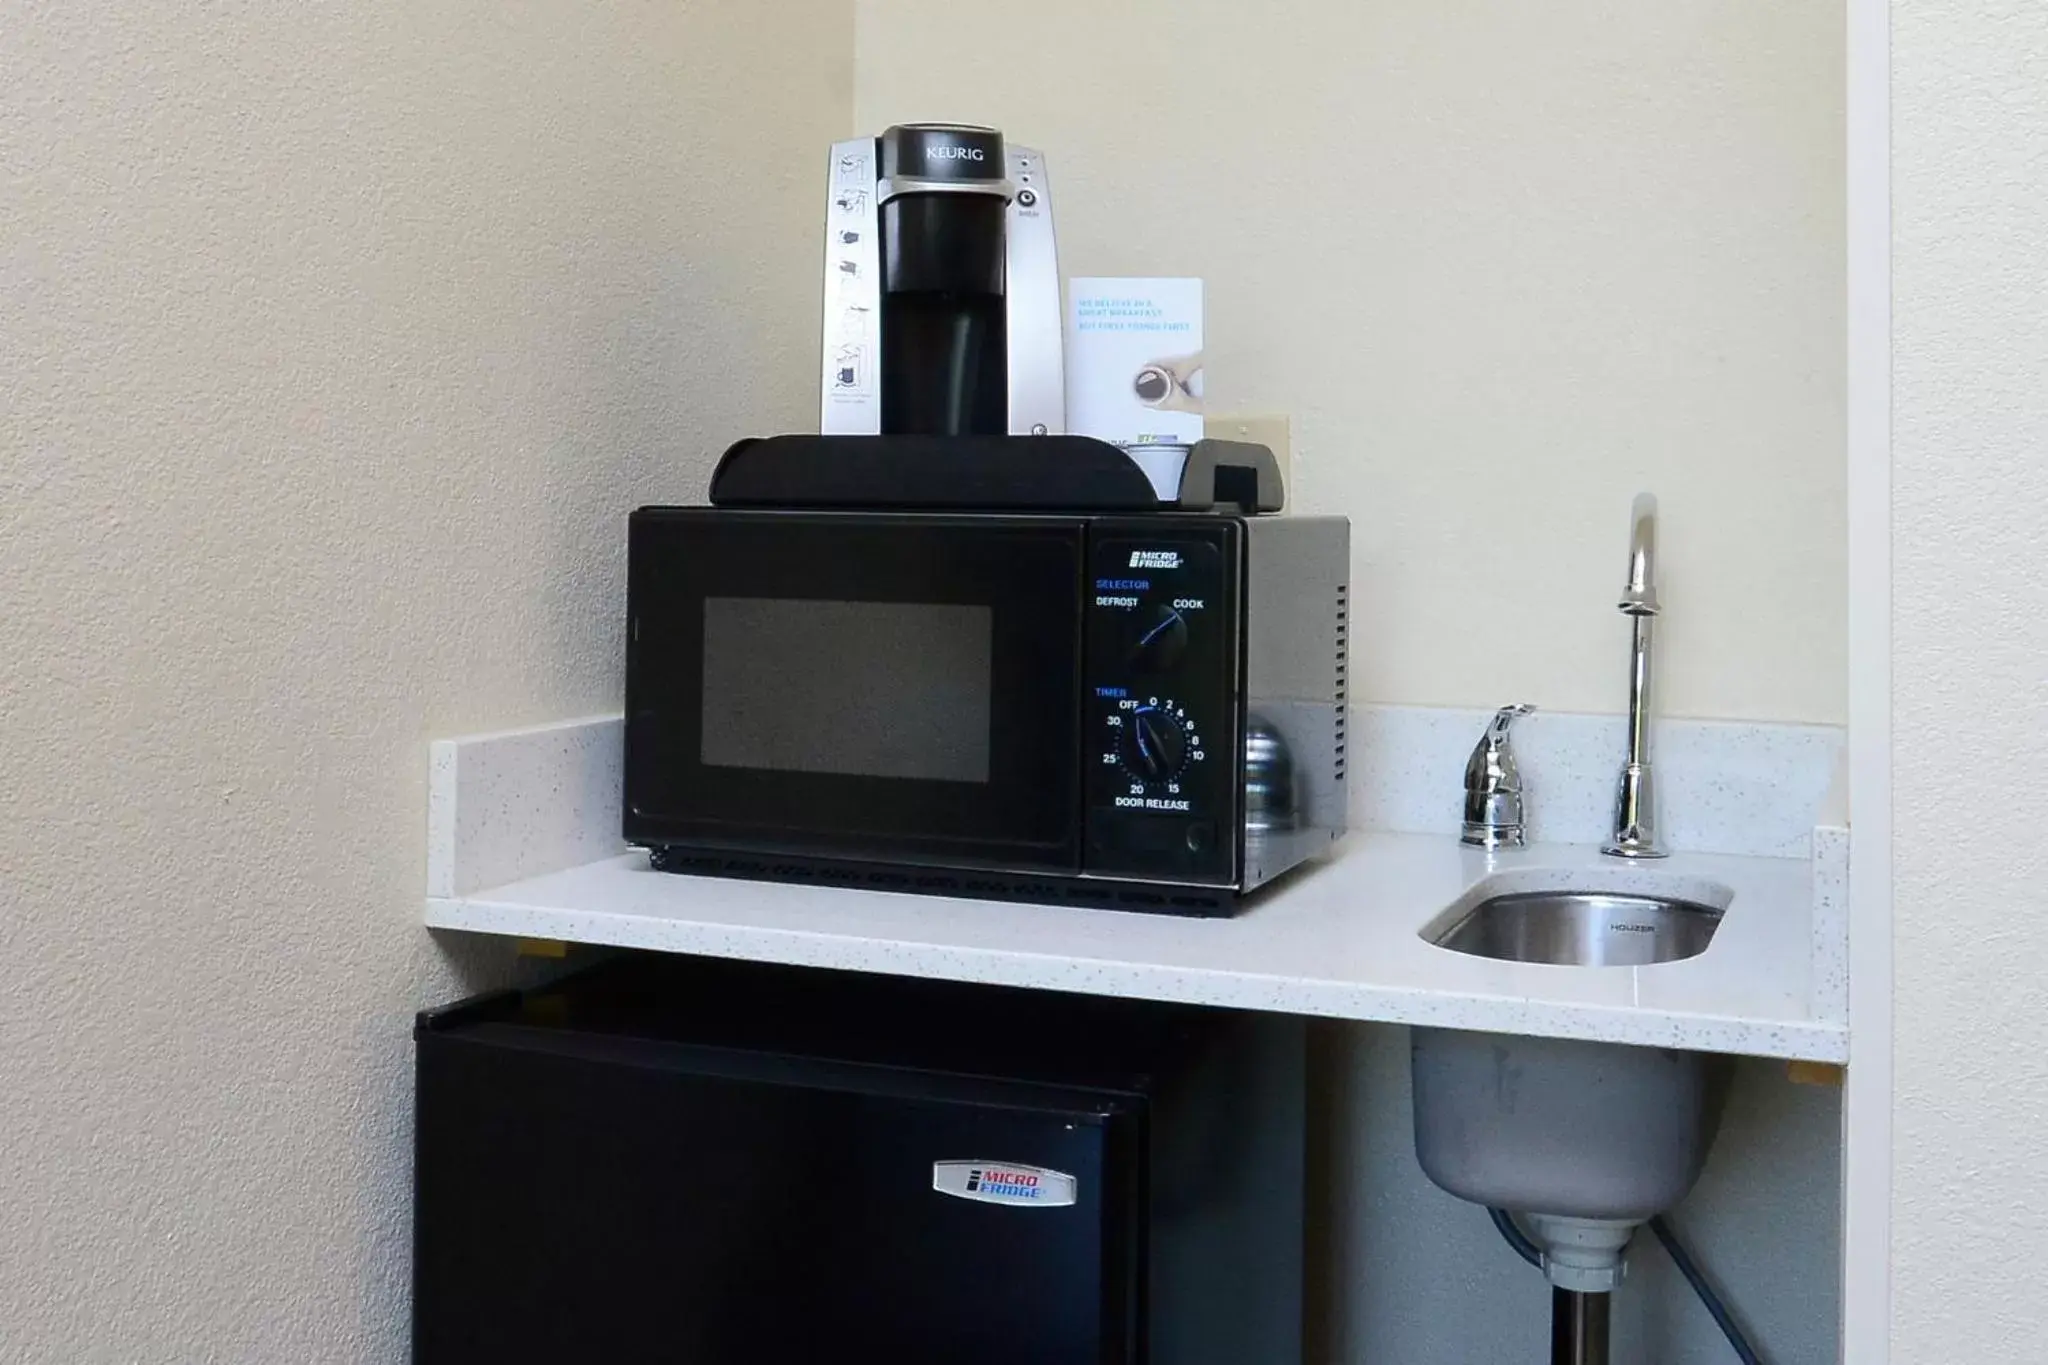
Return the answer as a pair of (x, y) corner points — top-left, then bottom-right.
(821, 124), (1064, 437)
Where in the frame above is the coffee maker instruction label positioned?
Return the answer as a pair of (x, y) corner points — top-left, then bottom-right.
(1065, 277), (1205, 447)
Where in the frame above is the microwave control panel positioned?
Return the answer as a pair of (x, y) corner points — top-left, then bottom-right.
(1083, 521), (1240, 884)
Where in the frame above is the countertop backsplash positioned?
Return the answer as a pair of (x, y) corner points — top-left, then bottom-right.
(1348, 704), (1844, 859)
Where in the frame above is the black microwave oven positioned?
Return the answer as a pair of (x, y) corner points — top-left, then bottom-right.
(623, 506), (1349, 915)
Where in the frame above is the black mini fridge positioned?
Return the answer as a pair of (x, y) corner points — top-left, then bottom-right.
(413, 954), (1304, 1365)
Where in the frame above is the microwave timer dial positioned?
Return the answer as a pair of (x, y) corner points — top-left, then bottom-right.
(1112, 699), (1206, 786)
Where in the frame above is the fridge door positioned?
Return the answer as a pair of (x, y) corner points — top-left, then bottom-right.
(415, 1025), (1140, 1365)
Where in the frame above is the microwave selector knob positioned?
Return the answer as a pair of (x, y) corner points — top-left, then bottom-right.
(1125, 705), (1189, 781)
(1129, 607), (1189, 673)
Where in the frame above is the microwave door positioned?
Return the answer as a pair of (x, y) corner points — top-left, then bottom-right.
(626, 510), (1086, 873)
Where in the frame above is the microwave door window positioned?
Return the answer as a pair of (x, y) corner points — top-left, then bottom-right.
(624, 512), (1084, 871)
(700, 598), (993, 784)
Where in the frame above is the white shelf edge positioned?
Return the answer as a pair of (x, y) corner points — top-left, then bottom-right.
(425, 847), (1850, 1066)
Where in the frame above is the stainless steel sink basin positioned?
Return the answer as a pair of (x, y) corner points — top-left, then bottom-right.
(1427, 890), (1721, 967)
(1412, 880), (1734, 1232)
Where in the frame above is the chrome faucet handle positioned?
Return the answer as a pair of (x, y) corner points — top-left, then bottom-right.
(1462, 704), (1536, 848)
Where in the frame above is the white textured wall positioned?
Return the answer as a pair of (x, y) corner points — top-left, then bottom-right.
(1891, 2), (2048, 1360)
(0, 2), (850, 1358)
(854, 11), (1846, 1360)
(856, 0), (1845, 722)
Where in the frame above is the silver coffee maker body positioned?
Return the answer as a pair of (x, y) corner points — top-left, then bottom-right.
(821, 124), (1064, 437)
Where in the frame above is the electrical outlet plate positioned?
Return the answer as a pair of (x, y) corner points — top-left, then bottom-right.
(1205, 414), (1292, 492)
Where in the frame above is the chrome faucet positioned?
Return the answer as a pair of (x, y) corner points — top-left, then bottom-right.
(1462, 704), (1536, 848)
(1604, 493), (1667, 858)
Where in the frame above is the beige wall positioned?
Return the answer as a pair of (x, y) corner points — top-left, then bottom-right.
(1891, 2), (2048, 1359)
(857, 0), (1845, 722)
(857, 10), (1849, 1359)
(0, 1), (850, 1358)
(0, 0), (1886, 1356)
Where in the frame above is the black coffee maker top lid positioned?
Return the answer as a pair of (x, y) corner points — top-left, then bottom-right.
(707, 435), (1287, 516)
(879, 124), (1007, 187)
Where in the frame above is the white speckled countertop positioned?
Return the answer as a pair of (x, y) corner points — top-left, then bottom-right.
(424, 712), (1849, 1063)
(426, 831), (1845, 1062)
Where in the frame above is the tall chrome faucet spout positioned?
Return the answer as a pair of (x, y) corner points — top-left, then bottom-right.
(1604, 493), (1666, 859)
(1619, 493), (1659, 616)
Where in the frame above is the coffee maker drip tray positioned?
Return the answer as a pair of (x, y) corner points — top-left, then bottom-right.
(707, 434), (1285, 514)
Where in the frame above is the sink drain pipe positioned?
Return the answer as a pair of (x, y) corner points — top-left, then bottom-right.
(1516, 1213), (1631, 1365)
(1488, 1207), (1765, 1365)
(1552, 1288), (1611, 1365)
(1488, 1209), (1617, 1364)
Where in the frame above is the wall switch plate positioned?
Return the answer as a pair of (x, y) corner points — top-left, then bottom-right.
(1206, 414), (1292, 492)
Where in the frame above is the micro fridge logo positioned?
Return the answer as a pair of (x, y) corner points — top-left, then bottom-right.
(1129, 549), (1181, 569)
(965, 1168), (1041, 1198)
(932, 1160), (1078, 1208)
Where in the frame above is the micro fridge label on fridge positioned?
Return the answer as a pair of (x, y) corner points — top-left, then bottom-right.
(931, 1161), (1078, 1208)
